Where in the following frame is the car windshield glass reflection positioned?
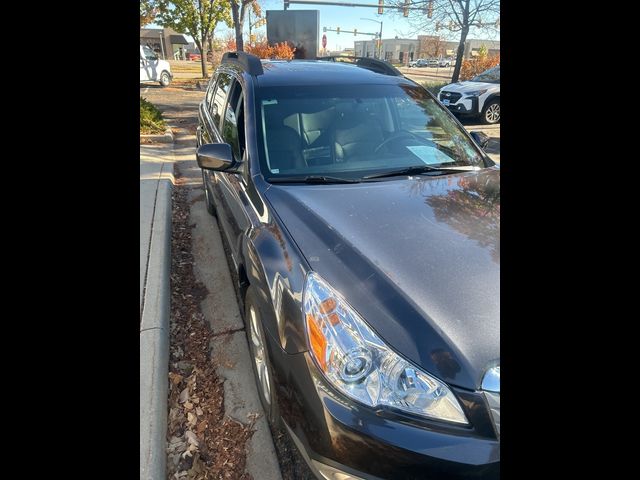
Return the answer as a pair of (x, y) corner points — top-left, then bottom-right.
(256, 84), (486, 181)
(471, 66), (500, 83)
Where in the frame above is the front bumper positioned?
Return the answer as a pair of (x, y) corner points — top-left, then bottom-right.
(442, 97), (479, 116)
(268, 338), (500, 480)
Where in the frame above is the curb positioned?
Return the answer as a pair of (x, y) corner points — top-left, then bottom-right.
(141, 128), (174, 144)
(140, 162), (174, 480)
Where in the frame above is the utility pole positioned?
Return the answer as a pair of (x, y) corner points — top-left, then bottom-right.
(159, 30), (166, 59)
(360, 18), (382, 59)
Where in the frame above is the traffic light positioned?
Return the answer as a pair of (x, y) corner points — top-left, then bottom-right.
(354, 29), (357, 36)
(403, 0), (409, 17)
(435, 21), (440, 32)
(336, 27), (340, 34)
(427, 0), (433, 19)
(284, 0), (290, 9)
(323, 26), (327, 32)
(378, 0), (383, 15)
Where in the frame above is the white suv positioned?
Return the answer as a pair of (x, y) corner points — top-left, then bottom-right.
(140, 45), (173, 87)
(438, 66), (500, 124)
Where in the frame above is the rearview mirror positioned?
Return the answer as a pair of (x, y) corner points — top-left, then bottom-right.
(470, 131), (490, 150)
(196, 143), (235, 171)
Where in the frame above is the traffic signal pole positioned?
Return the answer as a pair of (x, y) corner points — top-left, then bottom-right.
(324, 27), (378, 36)
(284, 0), (428, 13)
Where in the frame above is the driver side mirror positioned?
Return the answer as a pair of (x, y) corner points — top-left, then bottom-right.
(196, 143), (236, 172)
(470, 131), (490, 150)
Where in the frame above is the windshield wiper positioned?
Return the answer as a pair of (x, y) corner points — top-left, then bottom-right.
(362, 165), (480, 180)
(267, 175), (360, 184)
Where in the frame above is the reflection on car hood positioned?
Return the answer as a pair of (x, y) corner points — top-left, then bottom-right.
(264, 169), (500, 390)
(441, 81), (498, 93)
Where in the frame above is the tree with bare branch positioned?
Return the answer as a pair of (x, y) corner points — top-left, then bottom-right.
(156, 0), (232, 78)
(230, 1), (262, 52)
(388, 0), (500, 82)
(419, 35), (446, 59)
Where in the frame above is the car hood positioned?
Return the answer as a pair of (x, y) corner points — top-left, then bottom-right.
(264, 169), (500, 390)
(441, 81), (497, 93)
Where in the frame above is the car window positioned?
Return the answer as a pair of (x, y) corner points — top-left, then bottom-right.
(221, 80), (244, 164)
(205, 79), (216, 108)
(211, 73), (232, 128)
(472, 67), (500, 83)
(255, 83), (485, 180)
(142, 46), (156, 60)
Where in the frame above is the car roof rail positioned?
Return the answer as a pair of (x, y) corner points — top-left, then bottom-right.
(317, 56), (403, 77)
(221, 51), (264, 76)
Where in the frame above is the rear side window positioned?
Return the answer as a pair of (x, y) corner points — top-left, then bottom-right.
(205, 79), (215, 108)
(222, 81), (245, 163)
(211, 73), (232, 128)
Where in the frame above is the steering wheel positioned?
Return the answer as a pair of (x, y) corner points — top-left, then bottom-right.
(374, 130), (436, 154)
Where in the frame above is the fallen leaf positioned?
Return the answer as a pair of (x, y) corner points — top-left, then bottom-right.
(187, 412), (196, 425)
(196, 421), (207, 434)
(185, 430), (199, 447)
(169, 372), (184, 385)
(179, 388), (189, 403)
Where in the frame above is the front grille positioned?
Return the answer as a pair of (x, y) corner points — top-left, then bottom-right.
(440, 91), (462, 103)
(484, 391), (500, 438)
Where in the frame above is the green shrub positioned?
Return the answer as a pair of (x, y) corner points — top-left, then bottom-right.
(140, 97), (166, 134)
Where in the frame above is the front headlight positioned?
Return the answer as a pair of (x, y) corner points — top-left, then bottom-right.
(465, 89), (488, 97)
(303, 272), (468, 424)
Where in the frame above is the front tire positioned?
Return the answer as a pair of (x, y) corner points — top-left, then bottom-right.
(159, 71), (171, 87)
(244, 286), (281, 427)
(481, 99), (500, 124)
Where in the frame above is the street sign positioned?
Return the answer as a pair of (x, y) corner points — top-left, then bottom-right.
(322, 34), (327, 48)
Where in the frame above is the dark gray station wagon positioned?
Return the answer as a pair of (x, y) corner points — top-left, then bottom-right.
(196, 52), (500, 480)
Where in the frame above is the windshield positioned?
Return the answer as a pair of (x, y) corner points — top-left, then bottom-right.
(471, 66), (500, 83)
(142, 45), (157, 60)
(255, 83), (487, 181)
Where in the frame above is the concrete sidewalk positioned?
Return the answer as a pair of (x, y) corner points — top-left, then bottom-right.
(140, 144), (174, 480)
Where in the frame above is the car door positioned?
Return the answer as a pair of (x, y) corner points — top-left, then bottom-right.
(140, 47), (149, 81)
(216, 78), (252, 264)
(141, 45), (159, 81)
(197, 72), (244, 260)
(200, 71), (231, 228)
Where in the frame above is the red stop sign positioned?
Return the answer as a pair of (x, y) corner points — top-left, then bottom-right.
(322, 34), (327, 49)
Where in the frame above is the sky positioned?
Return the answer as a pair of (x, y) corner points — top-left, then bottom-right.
(147, 0), (499, 52)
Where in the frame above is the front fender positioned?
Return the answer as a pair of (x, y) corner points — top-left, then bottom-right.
(241, 195), (311, 355)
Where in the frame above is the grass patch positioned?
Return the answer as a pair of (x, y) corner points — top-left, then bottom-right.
(422, 81), (448, 96)
(171, 77), (210, 88)
(140, 97), (166, 134)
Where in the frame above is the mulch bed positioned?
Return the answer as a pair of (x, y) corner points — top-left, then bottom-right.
(167, 164), (253, 480)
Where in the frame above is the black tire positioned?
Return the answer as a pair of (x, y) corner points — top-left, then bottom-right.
(159, 71), (171, 87)
(202, 172), (217, 217)
(244, 286), (281, 427)
(481, 98), (500, 124)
